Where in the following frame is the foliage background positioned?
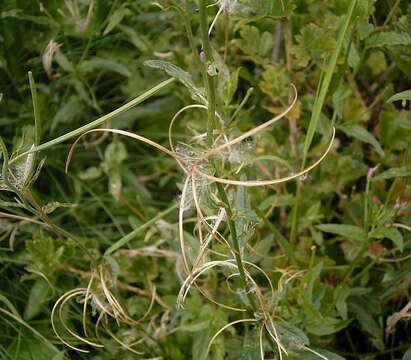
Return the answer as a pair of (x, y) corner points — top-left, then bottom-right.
(0, 0), (410, 359)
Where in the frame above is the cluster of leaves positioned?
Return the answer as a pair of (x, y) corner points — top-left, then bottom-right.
(0, 0), (410, 359)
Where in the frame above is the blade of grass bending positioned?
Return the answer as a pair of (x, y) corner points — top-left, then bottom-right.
(10, 78), (175, 163)
(28, 72), (41, 146)
(301, 0), (357, 168)
(105, 203), (178, 256)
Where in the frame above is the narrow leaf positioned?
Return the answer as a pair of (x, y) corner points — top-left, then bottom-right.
(316, 224), (364, 241)
(387, 90), (411, 103)
(145, 60), (207, 104)
(339, 123), (384, 156)
(370, 227), (403, 252)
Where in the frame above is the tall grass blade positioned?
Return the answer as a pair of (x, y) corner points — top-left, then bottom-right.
(301, 0), (358, 167)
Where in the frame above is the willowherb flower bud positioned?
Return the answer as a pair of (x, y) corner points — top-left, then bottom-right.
(199, 50), (206, 63)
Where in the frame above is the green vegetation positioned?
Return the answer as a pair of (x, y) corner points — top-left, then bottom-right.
(0, 0), (410, 359)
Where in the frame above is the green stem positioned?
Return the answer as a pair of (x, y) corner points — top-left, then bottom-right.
(342, 176), (371, 284)
(199, 0), (217, 145)
(256, 209), (297, 265)
(217, 184), (258, 312)
(10, 78), (175, 164)
(105, 203), (178, 256)
(198, 0), (257, 314)
(291, 0), (358, 245)
(289, 181), (301, 245)
(28, 72), (41, 146)
(383, 0), (401, 26)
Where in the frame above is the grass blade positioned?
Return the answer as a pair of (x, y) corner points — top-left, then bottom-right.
(10, 78), (175, 163)
(301, 0), (358, 167)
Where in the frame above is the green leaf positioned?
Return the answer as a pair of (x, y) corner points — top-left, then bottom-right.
(387, 90), (411, 103)
(118, 24), (150, 52)
(278, 321), (309, 348)
(79, 58), (131, 77)
(349, 298), (384, 350)
(288, 348), (346, 360)
(145, 60), (207, 104)
(370, 227), (403, 252)
(24, 279), (50, 320)
(339, 123), (384, 156)
(306, 317), (351, 336)
(372, 166), (411, 181)
(233, 0), (295, 18)
(103, 6), (131, 35)
(316, 224), (365, 241)
(240, 330), (260, 360)
(403, 346), (411, 360)
(234, 182), (259, 250)
(366, 32), (411, 48)
(334, 286), (350, 320)
(302, 0), (358, 166)
(51, 96), (84, 132)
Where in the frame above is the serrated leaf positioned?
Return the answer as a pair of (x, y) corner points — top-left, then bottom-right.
(339, 123), (384, 156)
(370, 227), (403, 252)
(387, 90), (411, 103)
(145, 60), (207, 104)
(79, 58), (131, 77)
(316, 224), (365, 241)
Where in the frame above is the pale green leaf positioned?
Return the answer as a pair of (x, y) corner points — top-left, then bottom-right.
(339, 123), (384, 156)
(372, 166), (411, 181)
(387, 90), (411, 103)
(145, 59), (207, 104)
(24, 279), (50, 320)
(79, 58), (131, 77)
(366, 32), (411, 48)
(403, 346), (411, 360)
(306, 317), (351, 336)
(370, 227), (403, 252)
(103, 6), (131, 35)
(316, 224), (364, 241)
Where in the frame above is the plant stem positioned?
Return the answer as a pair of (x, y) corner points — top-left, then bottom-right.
(10, 78), (175, 164)
(198, 0), (257, 313)
(199, 0), (217, 146)
(216, 184), (258, 312)
(342, 176), (371, 284)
